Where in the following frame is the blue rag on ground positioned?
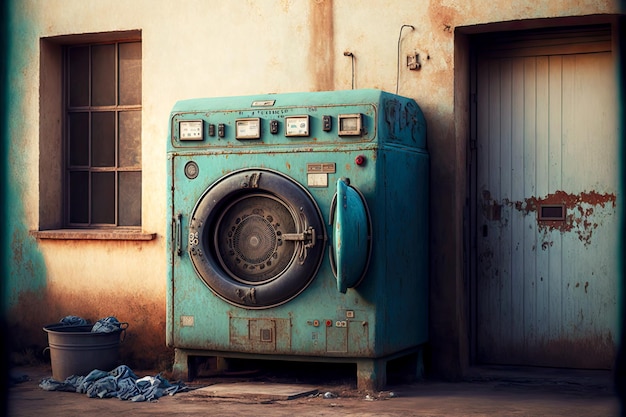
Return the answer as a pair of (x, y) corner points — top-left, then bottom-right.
(39, 365), (187, 402)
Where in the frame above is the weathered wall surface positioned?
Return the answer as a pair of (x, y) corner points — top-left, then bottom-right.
(3, 0), (620, 374)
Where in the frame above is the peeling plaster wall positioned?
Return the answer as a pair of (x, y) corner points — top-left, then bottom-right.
(3, 0), (621, 375)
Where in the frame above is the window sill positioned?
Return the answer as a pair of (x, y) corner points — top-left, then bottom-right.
(30, 229), (157, 241)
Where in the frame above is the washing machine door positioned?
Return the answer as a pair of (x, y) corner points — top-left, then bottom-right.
(188, 169), (326, 309)
(331, 178), (372, 294)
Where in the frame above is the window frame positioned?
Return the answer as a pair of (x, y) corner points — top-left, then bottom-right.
(32, 30), (154, 241)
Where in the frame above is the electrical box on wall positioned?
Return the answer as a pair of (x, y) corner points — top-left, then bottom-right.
(407, 53), (421, 70)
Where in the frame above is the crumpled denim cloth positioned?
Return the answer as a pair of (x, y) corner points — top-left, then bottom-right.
(85, 375), (118, 399)
(39, 374), (83, 392)
(91, 316), (127, 333)
(75, 369), (110, 394)
(39, 365), (187, 402)
(59, 315), (89, 326)
(129, 375), (183, 402)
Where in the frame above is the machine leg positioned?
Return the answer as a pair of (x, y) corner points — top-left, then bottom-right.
(356, 358), (386, 392)
(172, 348), (191, 381)
(216, 356), (229, 373)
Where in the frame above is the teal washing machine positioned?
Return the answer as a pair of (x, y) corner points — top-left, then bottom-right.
(166, 89), (428, 390)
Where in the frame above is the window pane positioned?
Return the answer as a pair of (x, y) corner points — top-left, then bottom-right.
(119, 111), (141, 167)
(119, 172), (141, 226)
(92, 112), (115, 167)
(92, 44), (115, 106)
(92, 172), (115, 224)
(119, 42), (142, 105)
(69, 46), (89, 107)
(69, 171), (89, 223)
(69, 112), (89, 166)
(65, 39), (142, 228)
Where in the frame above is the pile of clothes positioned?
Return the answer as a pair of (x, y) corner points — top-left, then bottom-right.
(39, 365), (187, 402)
(59, 315), (128, 333)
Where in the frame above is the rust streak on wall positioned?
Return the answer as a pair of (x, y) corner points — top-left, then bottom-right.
(309, 0), (334, 91)
(427, 0), (456, 34)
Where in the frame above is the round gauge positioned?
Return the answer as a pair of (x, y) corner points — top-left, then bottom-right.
(184, 161), (199, 179)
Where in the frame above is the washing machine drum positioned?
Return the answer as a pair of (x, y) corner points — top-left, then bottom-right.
(188, 169), (325, 309)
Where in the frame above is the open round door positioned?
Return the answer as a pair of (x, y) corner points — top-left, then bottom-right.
(188, 169), (326, 309)
(330, 178), (372, 293)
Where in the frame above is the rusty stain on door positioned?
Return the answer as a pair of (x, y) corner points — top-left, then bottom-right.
(481, 189), (617, 246)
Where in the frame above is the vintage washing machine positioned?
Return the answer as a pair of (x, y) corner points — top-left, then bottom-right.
(166, 89), (428, 390)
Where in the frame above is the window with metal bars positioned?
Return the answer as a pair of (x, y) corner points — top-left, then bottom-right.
(65, 41), (142, 227)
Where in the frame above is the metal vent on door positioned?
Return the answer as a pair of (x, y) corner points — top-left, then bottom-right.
(538, 204), (566, 221)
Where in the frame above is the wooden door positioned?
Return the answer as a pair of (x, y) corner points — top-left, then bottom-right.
(473, 26), (619, 368)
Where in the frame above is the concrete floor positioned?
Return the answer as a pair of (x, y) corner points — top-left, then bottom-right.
(5, 364), (623, 417)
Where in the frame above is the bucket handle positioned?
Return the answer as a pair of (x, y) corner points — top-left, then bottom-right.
(43, 346), (50, 356)
(119, 322), (129, 343)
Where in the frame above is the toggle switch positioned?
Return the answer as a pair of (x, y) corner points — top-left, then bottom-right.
(270, 119), (279, 134)
(218, 123), (225, 138)
(322, 115), (332, 132)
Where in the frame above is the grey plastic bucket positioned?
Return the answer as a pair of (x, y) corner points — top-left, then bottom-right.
(43, 324), (126, 381)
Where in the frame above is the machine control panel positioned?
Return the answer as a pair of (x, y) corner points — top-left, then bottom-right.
(171, 106), (375, 148)
(169, 91), (428, 151)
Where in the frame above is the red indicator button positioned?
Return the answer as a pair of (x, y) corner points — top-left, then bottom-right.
(355, 155), (365, 166)
(325, 320), (333, 327)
